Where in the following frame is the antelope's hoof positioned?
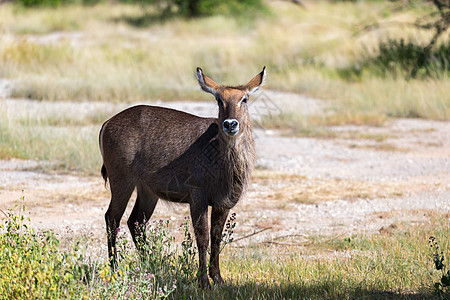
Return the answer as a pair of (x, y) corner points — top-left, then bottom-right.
(199, 275), (211, 289)
(211, 274), (224, 286)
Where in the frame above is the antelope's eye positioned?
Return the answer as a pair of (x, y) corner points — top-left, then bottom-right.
(241, 97), (248, 104)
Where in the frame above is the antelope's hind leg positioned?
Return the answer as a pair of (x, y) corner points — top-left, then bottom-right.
(127, 184), (159, 255)
(105, 176), (135, 268)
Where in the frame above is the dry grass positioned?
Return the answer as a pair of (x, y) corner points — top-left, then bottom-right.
(0, 104), (102, 174)
(349, 142), (409, 152)
(0, 1), (448, 120)
(337, 77), (450, 121)
(260, 112), (389, 138)
(250, 170), (410, 207)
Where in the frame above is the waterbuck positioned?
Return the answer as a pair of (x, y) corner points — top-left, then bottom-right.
(99, 67), (266, 288)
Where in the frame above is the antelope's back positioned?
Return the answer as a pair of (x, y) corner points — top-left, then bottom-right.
(99, 105), (217, 172)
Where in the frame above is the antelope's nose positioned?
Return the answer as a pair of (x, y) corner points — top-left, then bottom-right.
(223, 119), (239, 136)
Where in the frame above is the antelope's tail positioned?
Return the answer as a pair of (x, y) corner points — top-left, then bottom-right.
(101, 164), (108, 185)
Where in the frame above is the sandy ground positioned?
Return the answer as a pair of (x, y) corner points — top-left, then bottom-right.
(0, 94), (449, 257)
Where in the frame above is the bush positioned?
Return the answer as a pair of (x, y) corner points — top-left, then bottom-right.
(14, 0), (100, 7)
(429, 236), (450, 296)
(15, 0), (68, 7)
(339, 39), (450, 80)
(192, 0), (265, 17)
(374, 39), (449, 77)
(0, 199), (91, 298)
(118, 0), (266, 18)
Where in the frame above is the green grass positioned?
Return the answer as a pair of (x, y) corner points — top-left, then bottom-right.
(1, 199), (448, 299)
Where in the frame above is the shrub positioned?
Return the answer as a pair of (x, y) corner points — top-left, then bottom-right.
(339, 39), (450, 80)
(429, 236), (450, 296)
(373, 39), (449, 78)
(15, 0), (72, 7)
(118, 0), (266, 18)
(14, 0), (100, 7)
(0, 199), (91, 298)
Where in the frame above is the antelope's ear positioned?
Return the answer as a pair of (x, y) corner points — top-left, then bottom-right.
(196, 67), (219, 96)
(246, 66), (266, 96)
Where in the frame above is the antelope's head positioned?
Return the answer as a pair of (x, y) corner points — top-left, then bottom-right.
(196, 67), (266, 139)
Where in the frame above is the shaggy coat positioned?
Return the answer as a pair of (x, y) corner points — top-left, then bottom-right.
(99, 67), (265, 288)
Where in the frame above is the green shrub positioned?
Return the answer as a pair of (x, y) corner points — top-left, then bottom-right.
(339, 39), (450, 80)
(15, 0), (71, 7)
(193, 0), (265, 16)
(0, 199), (91, 298)
(375, 39), (449, 77)
(14, 0), (101, 7)
(118, 0), (266, 18)
(429, 236), (450, 296)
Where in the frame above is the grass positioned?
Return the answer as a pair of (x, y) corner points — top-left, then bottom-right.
(250, 171), (409, 206)
(259, 111), (389, 138)
(0, 1), (448, 112)
(0, 198), (448, 299)
(0, 104), (102, 174)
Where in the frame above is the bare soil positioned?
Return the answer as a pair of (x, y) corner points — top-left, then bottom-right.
(0, 94), (448, 257)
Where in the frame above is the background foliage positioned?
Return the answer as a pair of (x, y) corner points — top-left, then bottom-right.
(14, 0), (266, 16)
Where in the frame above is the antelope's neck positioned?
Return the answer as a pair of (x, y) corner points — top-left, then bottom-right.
(221, 123), (255, 169)
(214, 124), (255, 209)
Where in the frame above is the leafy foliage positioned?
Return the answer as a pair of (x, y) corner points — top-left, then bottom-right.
(13, 0), (265, 15)
(14, 0), (99, 7)
(118, 0), (266, 18)
(429, 236), (450, 297)
(0, 198), (91, 298)
(339, 39), (450, 80)
(376, 39), (450, 78)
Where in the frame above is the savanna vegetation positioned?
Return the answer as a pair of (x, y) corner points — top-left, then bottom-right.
(0, 199), (449, 299)
(0, 0), (449, 298)
(0, 0), (448, 173)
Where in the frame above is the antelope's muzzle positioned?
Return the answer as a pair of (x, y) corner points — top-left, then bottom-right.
(222, 119), (239, 137)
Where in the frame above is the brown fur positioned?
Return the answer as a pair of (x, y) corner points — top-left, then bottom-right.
(99, 67), (265, 288)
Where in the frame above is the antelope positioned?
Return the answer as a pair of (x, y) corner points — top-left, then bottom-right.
(99, 67), (266, 288)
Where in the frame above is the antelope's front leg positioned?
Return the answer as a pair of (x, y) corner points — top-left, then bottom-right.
(209, 207), (230, 285)
(190, 200), (211, 288)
